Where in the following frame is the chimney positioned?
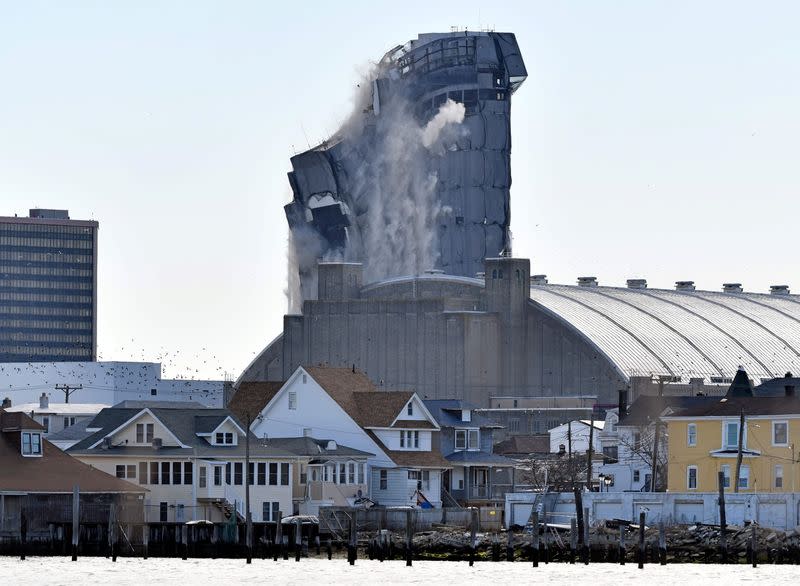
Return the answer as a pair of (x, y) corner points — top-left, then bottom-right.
(770, 285), (790, 296)
(786, 372), (795, 397)
(618, 389), (628, 417)
(723, 283), (743, 293)
(39, 393), (49, 410)
(626, 279), (647, 289)
(675, 281), (696, 291)
(152, 438), (163, 450)
(530, 274), (548, 286)
(577, 276), (598, 288)
(1, 397), (11, 409)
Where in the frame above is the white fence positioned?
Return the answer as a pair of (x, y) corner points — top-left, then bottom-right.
(505, 491), (800, 531)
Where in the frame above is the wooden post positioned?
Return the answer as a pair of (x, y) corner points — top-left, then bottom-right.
(109, 504), (117, 562)
(637, 511), (645, 569)
(19, 509), (27, 561)
(71, 485), (79, 561)
(276, 512), (284, 561)
(750, 521), (757, 567)
(181, 524), (187, 560)
(282, 533), (289, 561)
(315, 534), (321, 556)
(469, 507), (477, 567)
(542, 507), (549, 563)
(491, 532), (500, 562)
(245, 412), (252, 564)
(619, 525), (625, 565)
(326, 537), (332, 560)
(143, 524), (149, 560)
(531, 511), (539, 567)
(348, 509), (357, 566)
(569, 518), (577, 564)
(506, 525), (514, 561)
(405, 509), (413, 566)
(718, 471), (728, 563)
(658, 520), (666, 565)
(583, 507), (590, 564)
(574, 488), (584, 547)
(295, 517), (302, 562)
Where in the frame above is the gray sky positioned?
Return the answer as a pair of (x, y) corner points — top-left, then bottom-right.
(2, 1), (798, 380)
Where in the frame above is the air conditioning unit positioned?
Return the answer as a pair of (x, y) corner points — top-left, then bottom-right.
(152, 438), (163, 450)
(101, 437), (112, 450)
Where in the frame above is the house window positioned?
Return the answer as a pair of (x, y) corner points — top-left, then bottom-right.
(150, 462), (159, 484)
(602, 446), (618, 463)
(455, 430), (467, 450)
(348, 463), (356, 484)
(358, 463), (365, 484)
(262, 502), (271, 522)
(687, 466), (698, 489)
(379, 470), (388, 490)
(214, 466), (223, 486)
(234, 462), (243, 485)
(115, 464), (136, 479)
(633, 470), (640, 483)
(687, 423), (697, 447)
(288, 391), (297, 410)
(162, 462), (171, 485)
(408, 470), (421, 481)
(172, 462), (182, 485)
(724, 421), (740, 449)
(64, 416), (76, 429)
(257, 463), (266, 485)
(21, 432), (42, 456)
(139, 462), (147, 484)
(199, 466), (207, 488)
(299, 464), (307, 485)
(775, 465), (784, 489)
(468, 429), (479, 449)
(269, 462), (278, 485)
(136, 423), (154, 443)
(773, 421), (788, 446)
(151, 388), (157, 396)
(509, 418), (520, 433)
(339, 463), (346, 484)
(42, 416), (49, 433)
(738, 465), (750, 489)
(633, 431), (641, 450)
(281, 463), (290, 485)
(407, 402), (413, 416)
(225, 462), (231, 485)
(721, 464), (731, 489)
(184, 462), (193, 485)
(159, 502), (168, 523)
(215, 432), (234, 445)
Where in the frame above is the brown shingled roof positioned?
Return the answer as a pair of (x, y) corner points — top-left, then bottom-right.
(0, 409), (145, 494)
(493, 434), (550, 456)
(228, 381), (285, 422)
(365, 430), (450, 469)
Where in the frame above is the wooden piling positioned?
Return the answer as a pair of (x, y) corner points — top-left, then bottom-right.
(19, 509), (27, 561)
(326, 537), (332, 560)
(273, 520), (280, 562)
(469, 507), (477, 567)
(348, 510), (357, 566)
(315, 534), (321, 556)
(718, 471), (728, 563)
(583, 507), (590, 565)
(658, 520), (667, 565)
(109, 504), (117, 562)
(619, 525), (625, 565)
(71, 485), (79, 561)
(750, 522), (757, 568)
(246, 512), (252, 564)
(569, 518), (577, 564)
(282, 534), (289, 561)
(405, 509), (413, 567)
(506, 526), (514, 561)
(531, 511), (539, 567)
(143, 524), (149, 560)
(181, 524), (188, 560)
(295, 518), (302, 562)
(637, 511), (646, 569)
(542, 508), (549, 564)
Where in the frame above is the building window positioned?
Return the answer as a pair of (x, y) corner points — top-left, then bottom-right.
(150, 388), (157, 396)
(64, 416), (76, 429)
(687, 466), (698, 490)
(358, 463), (365, 484)
(225, 462), (231, 485)
(724, 421), (740, 449)
(455, 430), (467, 450)
(299, 464), (307, 485)
(775, 465), (784, 489)
(338, 463), (346, 484)
(161, 462), (171, 485)
(199, 466), (207, 488)
(348, 462), (356, 484)
(184, 462), (193, 485)
(150, 462), (159, 485)
(379, 470), (388, 490)
(257, 462), (266, 485)
(41, 416), (49, 433)
(21, 432), (42, 456)
(288, 391), (297, 410)
(633, 470), (640, 483)
(738, 465), (750, 489)
(509, 418), (520, 433)
(407, 402), (413, 416)
(234, 462), (243, 485)
(721, 464), (731, 489)
(172, 462), (182, 485)
(136, 423), (154, 443)
(269, 462), (278, 485)
(159, 502), (168, 523)
(602, 446), (618, 463)
(468, 429), (479, 449)
(773, 421), (788, 446)
(633, 431), (641, 450)
(215, 432), (234, 445)
(262, 502), (281, 522)
(281, 463), (290, 485)
(139, 462), (148, 485)
(116, 464), (136, 479)
(687, 423), (697, 447)
(214, 466), (222, 486)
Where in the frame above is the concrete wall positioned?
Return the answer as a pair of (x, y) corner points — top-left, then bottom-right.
(504, 491), (800, 531)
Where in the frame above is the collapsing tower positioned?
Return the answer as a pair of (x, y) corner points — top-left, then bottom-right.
(285, 32), (527, 307)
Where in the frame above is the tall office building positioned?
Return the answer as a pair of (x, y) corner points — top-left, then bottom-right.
(0, 209), (98, 362)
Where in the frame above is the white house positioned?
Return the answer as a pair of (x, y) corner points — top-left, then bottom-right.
(247, 366), (450, 508)
(548, 420), (604, 454)
(68, 403), (297, 523)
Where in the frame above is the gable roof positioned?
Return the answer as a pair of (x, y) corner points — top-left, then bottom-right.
(620, 395), (720, 426)
(363, 429), (450, 469)
(726, 367), (754, 397)
(0, 409), (145, 494)
(664, 396), (800, 418)
(493, 434), (550, 456)
(265, 436), (373, 459)
(227, 381), (285, 422)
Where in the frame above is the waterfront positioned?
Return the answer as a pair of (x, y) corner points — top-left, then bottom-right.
(1, 557), (799, 585)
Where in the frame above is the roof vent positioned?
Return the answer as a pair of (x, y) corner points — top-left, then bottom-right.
(530, 274), (548, 286)
(326, 440), (337, 451)
(723, 283), (743, 293)
(770, 285), (790, 296)
(152, 438), (163, 450)
(626, 279), (647, 289)
(675, 281), (696, 291)
(577, 276), (598, 288)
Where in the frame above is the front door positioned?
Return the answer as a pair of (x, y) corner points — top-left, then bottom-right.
(472, 468), (488, 498)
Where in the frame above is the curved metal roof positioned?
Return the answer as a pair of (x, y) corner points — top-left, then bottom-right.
(529, 284), (800, 382)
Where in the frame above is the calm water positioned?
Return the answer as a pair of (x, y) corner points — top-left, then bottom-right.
(2, 557), (799, 585)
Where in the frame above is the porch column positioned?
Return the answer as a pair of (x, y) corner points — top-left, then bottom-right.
(465, 466), (471, 501)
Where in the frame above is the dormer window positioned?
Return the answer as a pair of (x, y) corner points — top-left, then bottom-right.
(136, 423), (154, 443)
(407, 402), (413, 416)
(22, 432), (42, 456)
(215, 432), (234, 445)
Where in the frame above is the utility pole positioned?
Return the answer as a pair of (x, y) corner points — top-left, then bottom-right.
(734, 408), (745, 493)
(567, 421), (573, 488)
(55, 384), (82, 403)
(586, 411), (595, 490)
(650, 376), (665, 492)
(245, 411), (252, 563)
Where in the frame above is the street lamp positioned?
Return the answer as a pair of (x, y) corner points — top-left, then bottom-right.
(603, 475), (613, 492)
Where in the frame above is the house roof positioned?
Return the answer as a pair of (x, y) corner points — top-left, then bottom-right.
(265, 437), (373, 459)
(726, 367), (754, 397)
(227, 381), (285, 422)
(444, 450), (516, 466)
(493, 434), (550, 456)
(753, 374), (800, 397)
(0, 409), (145, 494)
(6, 403), (109, 415)
(664, 396), (800, 418)
(620, 395), (720, 426)
(47, 418), (92, 443)
(67, 406), (296, 459)
(364, 430), (450, 469)
(423, 399), (498, 428)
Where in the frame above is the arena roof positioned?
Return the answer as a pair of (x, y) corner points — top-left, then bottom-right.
(529, 284), (800, 383)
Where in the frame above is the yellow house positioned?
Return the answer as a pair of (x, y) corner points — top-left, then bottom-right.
(662, 396), (800, 493)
